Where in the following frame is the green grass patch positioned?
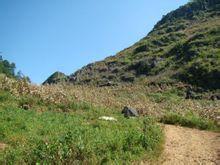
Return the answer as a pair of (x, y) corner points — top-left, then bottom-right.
(147, 88), (184, 103)
(160, 112), (219, 131)
(0, 105), (163, 164)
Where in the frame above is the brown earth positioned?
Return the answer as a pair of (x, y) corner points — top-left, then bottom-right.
(158, 125), (220, 165)
(140, 125), (220, 165)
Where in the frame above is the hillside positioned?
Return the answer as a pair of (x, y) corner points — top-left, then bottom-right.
(1, 1), (220, 164)
(45, 0), (220, 91)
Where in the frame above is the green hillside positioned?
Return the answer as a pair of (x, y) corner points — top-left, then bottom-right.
(45, 0), (220, 91)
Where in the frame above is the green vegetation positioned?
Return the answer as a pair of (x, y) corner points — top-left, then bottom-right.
(147, 88), (184, 103)
(160, 112), (219, 131)
(0, 56), (16, 78)
(0, 91), (163, 164)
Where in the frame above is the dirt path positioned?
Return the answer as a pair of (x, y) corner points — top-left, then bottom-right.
(158, 125), (220, 165)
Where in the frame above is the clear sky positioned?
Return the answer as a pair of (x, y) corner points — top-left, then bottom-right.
(0, 0), (189, 84)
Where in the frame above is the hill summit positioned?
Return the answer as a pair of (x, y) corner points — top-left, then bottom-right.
(43, 71), (68, 85)
(44, 0), (220, 90)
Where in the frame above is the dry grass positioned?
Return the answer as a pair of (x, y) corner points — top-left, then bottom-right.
(0, 75), (69, 104)
(63, 84), (219, 120)
(0, 74), (219, 121)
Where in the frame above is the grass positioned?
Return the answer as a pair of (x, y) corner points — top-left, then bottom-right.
(160, 112), (219, 131)
(0, 91), (164, 164)
(146, 88), (184, 103)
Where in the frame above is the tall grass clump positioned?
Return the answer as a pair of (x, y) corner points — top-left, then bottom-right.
(160, 112), (219, 131)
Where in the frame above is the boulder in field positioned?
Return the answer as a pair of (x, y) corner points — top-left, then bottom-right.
(122, 106), (139, 118)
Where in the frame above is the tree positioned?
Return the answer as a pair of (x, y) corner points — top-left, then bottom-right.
(16, 70), (31, 83)
(0, 59), (16, 77)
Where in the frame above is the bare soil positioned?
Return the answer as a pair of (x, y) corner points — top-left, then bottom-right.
(159, 125), (220, 165)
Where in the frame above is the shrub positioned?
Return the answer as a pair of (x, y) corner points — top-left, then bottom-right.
(134, 45), (149, 54)
(178, 58), (220, 90)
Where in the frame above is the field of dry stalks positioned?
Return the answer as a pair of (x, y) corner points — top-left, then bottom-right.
(0, 74), (219, 121)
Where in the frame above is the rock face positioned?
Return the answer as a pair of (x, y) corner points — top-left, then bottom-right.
(122, 106), (139, 118)
(45, 0), (220, 90)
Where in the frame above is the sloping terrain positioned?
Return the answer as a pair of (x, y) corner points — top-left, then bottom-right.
(45, 0), (220, 92)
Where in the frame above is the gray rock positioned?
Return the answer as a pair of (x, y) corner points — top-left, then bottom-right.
(210, 94), (220, 100)
(122, 106), (139, 118)
(99, 80), (117, 87)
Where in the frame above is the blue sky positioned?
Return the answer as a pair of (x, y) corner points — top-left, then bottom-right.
(0, 0), (189, 84)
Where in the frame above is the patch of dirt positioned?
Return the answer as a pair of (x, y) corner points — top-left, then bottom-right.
(0, 143), (7, 150)
(159, 125), (220, 165)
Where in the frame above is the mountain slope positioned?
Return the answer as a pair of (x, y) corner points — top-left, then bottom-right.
(45, 0), (220, 90)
